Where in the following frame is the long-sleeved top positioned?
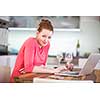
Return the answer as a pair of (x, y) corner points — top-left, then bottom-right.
(10, 37), (50, 82)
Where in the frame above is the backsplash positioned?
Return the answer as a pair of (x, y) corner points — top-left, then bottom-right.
(8, 17), (100, 56)
(8, 29), (80, 56)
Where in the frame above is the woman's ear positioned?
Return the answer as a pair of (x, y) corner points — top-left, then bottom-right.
(36, 31), (39, 34)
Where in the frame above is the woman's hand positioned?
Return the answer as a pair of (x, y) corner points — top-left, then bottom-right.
(54, 66), (67, 73)
(65, 63), (74, 71)
(54, 63), (74, 73)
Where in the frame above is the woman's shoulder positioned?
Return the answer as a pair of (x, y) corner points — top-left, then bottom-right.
(24, 37), (36, 45)
(26, 37), (35, 41)
(25, 37), (35, 43)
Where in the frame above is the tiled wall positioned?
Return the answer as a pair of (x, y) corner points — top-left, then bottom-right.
(8, 29), (80, 56)
(8, 17), (100, 56)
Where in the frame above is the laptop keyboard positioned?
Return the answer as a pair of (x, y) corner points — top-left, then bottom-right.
(61, 71), (79, 75)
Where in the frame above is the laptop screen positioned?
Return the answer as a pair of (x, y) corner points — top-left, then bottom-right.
(79, 53), (100, 75)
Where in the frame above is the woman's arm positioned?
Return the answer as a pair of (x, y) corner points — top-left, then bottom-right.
(32, 65), (61, 73)
(32, 65), (69, 73)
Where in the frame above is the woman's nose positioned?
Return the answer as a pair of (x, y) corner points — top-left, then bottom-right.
(44, 38), (48, 42)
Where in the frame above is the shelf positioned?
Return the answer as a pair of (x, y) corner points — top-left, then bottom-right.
(8, 28), (80, 32)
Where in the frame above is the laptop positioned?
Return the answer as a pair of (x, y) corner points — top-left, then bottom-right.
(55, 53), (100, 77)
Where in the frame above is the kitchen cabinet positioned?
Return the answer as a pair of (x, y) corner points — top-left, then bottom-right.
(9, 16), (80, 29)
(0, 16), (9, 28)
(0, 66), (10, 82)
(0, 16), (9, 55)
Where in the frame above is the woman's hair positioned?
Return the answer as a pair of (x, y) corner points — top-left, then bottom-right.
(37, 19), (54, 32)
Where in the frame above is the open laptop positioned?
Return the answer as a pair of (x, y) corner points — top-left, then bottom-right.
(55, 53), (100, 77)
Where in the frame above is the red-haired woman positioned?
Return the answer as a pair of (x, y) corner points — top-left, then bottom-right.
(10, 19), (73, 82)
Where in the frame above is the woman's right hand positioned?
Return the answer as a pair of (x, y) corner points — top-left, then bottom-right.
(65, 63), (74, 71)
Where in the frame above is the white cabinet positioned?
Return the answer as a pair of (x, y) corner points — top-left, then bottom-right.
(0, 16), (9, 54)
(0, 55), (17, 74)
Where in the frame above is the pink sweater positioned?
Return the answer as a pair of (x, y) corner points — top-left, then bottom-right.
(10, 37), (50, 82)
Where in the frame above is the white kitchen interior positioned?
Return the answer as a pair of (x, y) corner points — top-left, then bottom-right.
(0, 16), (100, 82)
(8, 16), (100, 56)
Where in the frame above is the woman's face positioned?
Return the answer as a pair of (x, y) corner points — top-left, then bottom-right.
(36, 29), (53, 47)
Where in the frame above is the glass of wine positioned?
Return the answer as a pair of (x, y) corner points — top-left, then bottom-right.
(56, 53), (63, 67)
(65, 53), (73, 65)
(64, 53), (73, 71)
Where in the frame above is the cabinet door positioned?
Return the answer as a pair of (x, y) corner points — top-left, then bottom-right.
(9, 16), (80, 29)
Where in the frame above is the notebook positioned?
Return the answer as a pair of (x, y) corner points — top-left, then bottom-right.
(55, 53), (100, 77)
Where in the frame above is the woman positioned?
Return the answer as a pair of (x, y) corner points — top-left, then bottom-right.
(10, 19), (73, 82)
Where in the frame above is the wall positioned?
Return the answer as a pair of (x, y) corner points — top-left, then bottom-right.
(8, 16), (100, 56)
(8, 29), (80, 56)
(48, 30), (80, 56)
(80, 16), (100, 55)
(8, 29), (35, 53)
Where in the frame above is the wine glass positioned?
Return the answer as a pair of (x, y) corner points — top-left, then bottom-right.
(56, 53), (63, 67)
(65, 53), (73, 65)
(65, 53), (73, 71)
